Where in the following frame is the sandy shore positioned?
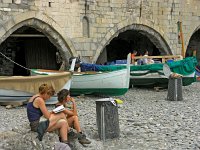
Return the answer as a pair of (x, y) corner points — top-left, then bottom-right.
(0, 82), (200, 150)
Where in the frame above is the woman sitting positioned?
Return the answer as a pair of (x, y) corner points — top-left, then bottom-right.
(27, 84), (71, 146)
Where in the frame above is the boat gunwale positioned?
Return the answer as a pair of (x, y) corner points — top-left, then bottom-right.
(0, 72), (72, 81)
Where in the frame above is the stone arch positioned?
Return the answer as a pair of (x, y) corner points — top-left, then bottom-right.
(185, 24), (200, 64)
(0, 11), (78, 62)
(93, 17), (171, 62)
(82, 16), (90, 38)
(185, 23), (200, 49)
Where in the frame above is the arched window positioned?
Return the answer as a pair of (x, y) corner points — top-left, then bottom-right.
(82, 16), (89, 38)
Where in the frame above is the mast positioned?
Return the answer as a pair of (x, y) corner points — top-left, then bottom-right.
(177, 21), (185, 58)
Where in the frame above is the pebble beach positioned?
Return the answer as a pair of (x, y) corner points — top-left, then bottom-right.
(0, 82), (200, 150)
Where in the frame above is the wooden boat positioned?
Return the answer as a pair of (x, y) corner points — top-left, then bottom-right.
(130, 57), (197, 88)
(0, 72), (72, 104)
(31, 54), (131, 96)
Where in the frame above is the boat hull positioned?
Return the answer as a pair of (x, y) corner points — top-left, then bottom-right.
(0, 72), (72, 104)
(130, 71), (196, 88)
(70, 69), (129, 96)
(0, 89), (58, 104)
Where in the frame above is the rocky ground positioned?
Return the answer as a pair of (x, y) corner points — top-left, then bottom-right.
(0, 82), (200, 150)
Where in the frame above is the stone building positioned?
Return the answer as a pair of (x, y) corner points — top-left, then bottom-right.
(0, 0), (200, 75)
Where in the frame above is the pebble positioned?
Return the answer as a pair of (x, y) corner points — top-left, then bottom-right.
(0, 82), (200, 149)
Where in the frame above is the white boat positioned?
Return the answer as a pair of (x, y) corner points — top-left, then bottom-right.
(31, 54), (131, 96)
(0, 72), (72, 104)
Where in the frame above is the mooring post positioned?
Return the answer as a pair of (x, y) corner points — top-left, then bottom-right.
(167, 77), (183, 101)
(96, 98), (120, 142)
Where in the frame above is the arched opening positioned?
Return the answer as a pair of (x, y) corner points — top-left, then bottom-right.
(0, 26), (61, 76)
(82, 16), (90, 38)
(97, 30), (161, 64)
(186, 29), (200, 65)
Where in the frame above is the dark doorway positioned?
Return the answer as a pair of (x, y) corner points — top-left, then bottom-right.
(186, 29), (200, 65)
(97, 30), (161, 64)
(13, 44), (27, 76)
(0, 26), (60, 76)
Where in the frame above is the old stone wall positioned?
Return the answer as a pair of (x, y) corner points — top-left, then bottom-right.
(0, 0), (199, 63)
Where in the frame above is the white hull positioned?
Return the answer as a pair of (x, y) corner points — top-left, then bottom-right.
(71, 69), (129, 89)
(70, 54), (131, 95)
(31, 69), (130, 96)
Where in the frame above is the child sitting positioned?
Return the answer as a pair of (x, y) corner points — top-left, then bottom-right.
(55, 89), (91, 145)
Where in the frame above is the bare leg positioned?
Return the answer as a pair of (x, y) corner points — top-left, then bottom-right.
(48, 113), (66, 127)
(67, 115), (81, 133)
(47, 113), (69, 141)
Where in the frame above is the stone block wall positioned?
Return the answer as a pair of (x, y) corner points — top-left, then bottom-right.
(0, 0), (199, 63)
(0, 44), (15, 75)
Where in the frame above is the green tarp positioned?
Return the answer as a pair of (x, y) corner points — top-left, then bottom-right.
(81, 57), (197, 76)
(169, 57), (197, 75)
(130, 57), (197, 76)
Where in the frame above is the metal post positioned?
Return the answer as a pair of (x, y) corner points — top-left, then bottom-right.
(100, 105), (105, 143)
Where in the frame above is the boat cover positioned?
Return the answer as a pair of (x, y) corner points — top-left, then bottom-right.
(130, 57), (197, 76)
(0, 72), (72, 94)
(80, 63), (126, 72)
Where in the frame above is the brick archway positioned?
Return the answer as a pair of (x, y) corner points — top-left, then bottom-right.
(186, 25), (200, 65)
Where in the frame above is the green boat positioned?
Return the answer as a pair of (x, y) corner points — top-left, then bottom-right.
(130, 57), (197, 88)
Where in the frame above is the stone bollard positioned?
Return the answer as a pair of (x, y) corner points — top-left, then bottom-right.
(167, 76), (183, 101)
(95, 98), (120, 142)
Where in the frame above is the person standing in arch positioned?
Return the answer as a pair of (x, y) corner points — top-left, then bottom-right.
(131, 50), (137, 64)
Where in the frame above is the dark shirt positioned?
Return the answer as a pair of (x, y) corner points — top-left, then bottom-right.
(27, 96), (43, 122)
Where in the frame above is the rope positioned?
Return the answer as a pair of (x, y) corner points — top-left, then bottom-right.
(0, 51), (31, 71)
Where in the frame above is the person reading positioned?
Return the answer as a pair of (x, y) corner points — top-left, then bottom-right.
(26, 84), (72, 147)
